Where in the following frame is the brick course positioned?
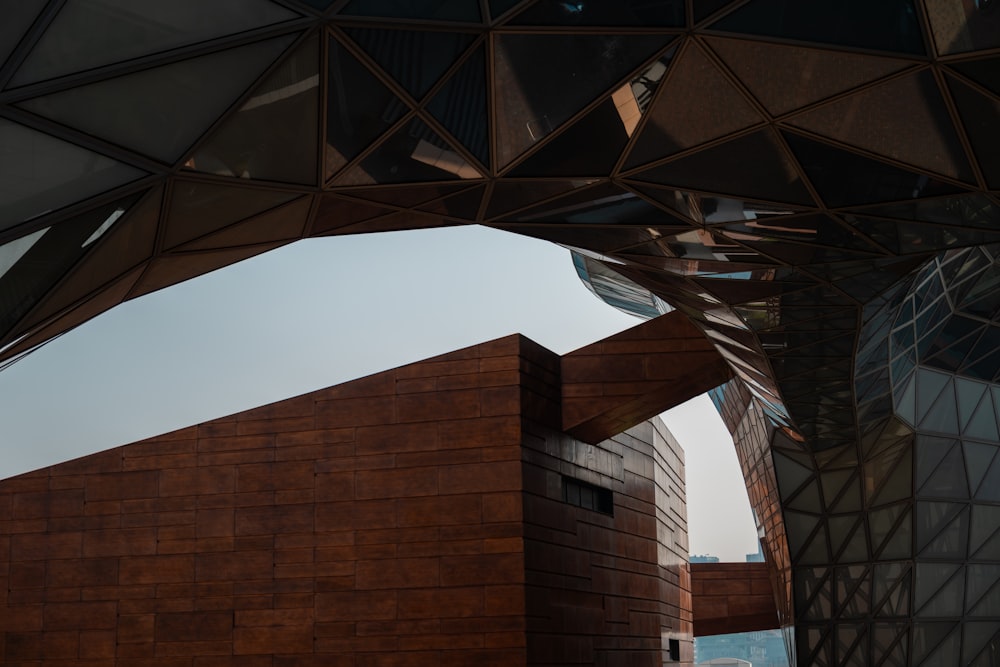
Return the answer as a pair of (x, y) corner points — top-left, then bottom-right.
(0, 333), (695, 665)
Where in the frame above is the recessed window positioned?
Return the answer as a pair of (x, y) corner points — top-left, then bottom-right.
(562, 476), (613, 516)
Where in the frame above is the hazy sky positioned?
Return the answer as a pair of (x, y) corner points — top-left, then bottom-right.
(0, 225), (759, 561)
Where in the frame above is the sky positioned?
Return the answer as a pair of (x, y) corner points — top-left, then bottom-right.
(0, 224), (759, 561)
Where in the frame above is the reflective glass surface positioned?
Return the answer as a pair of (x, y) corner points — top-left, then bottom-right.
(326, 36), (408, 179)
(191, 34), (319, 184)
(0, 118), (145, 231)
(20, 36), (295, 163)
(12, 0), (298, 85)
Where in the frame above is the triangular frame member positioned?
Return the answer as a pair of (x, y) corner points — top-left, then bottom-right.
(19, 36), (297, 164)
(178, 196), (314, 251)
(624, 41), (764, 170)
(492, 32), (673, 167)
(342, 26), (476, 100)
(189, 33), (321, 185)
(787, 70), (975, 182)
(163, 180), (301, 250)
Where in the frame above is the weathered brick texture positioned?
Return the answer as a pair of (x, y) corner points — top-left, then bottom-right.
(0, 334), (695, 666)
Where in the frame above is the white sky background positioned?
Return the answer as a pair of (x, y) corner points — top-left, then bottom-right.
(0, 225), (759, 561)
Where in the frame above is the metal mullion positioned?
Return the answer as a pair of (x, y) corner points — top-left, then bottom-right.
(0, 20), (315, 104)
(616, 122), (767, 178)
(412, 34), (491, 178)
(0, 104), (165, 176)
(775, 123), (978, 194)
(173, 28), (318, 177)
(0, 0), (67, 91)
(0, 174), (163, 247)
(496, 36), (680, 177)
(695, 28), (933, 65)
(609, 37), (687, 177)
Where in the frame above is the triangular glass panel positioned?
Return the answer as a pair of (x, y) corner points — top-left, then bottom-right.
(916, 501), (965, 554)
(917, 564), (966, 617)
(509, 0), (684, 26)
(631, 129), (814, 205)
(788, 71), (974, 182)
(0, 193), (145, 337)
(11, 0), (299, 86)
(787, 479), (823, 512)
(946, 76), (1000, 189)
(508, 96), (630, 176)
(493, 33), (671, 166)
(965, 393), (1000, 441)
(325, 36), (409, 180)
(784, 510), (821, 560)
(164, 181), (300, 249)
(964, 443), (997, 496)
(484, 180), (600, 219)
(624, 42), (763, 169)
(0, 0), (46, 75)
(773, 451), (815, 498)
(894, 372), (917, 425)
(956, 377), (989, 431)
(17, 187), (162, 330)
(851, 194), (1000, 228)
(919, 440), (968, 500)
(975, 452), (1000, 503)
(926, 3), (1000, 55)
(962, 622), (1000, 666)
(912, 622), (959, 665)
(705, 36), (909, 116)
(918, 379), (960, 435)
(873, 563), (910, 616)
(800, 524), (831, 565)
(782, 131), (965, 208)
(827, 516), (858, 560)
(871, 448), (912, 506)
(19, 35), (295, 164)
(852, 217), (1000, 255)
(915, 562), (963, 613)
(0, 119), (146, 232)
(880, 507), (913, 560)
(915, 436), (957, 491)
(840, 521), (870, 563)
(949, 56), (1000, 97)
(334, 117), (481, 185)
(966, 565), (1000, 616)
(709, 0), (925, 55)
(971, 505), (1000, 559)
(189, 34), (319, 185)
(178, 196), (312, 251)
(131, 242), (287, 298)
(339, 0), (481, 22)
(310, 194), (395, 236)
(427, 45), (489, 166)
(343, 27), (475, 100)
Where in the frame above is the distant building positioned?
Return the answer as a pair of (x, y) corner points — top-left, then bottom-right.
(691, 554), (720, 563)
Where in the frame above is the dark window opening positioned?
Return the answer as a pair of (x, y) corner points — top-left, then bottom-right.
(562, 476), (613, 516)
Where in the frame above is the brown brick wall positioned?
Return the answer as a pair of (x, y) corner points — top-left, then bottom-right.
(0, 336), (530, 666)
(0, 333), (696, 666)
(515, 337), (694, 667)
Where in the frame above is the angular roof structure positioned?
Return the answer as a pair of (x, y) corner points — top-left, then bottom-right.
(2, 1), (1000, 665)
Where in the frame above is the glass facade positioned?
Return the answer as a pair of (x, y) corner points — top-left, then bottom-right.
(1, 2), (999, 665)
